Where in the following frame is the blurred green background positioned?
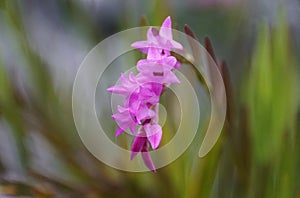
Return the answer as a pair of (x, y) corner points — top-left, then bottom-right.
(0, 0), (299, 197)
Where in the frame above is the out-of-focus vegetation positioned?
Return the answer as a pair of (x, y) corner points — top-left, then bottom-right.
(0, 0), (299, 197)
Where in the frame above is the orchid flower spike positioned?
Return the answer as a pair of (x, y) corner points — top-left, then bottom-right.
(107, 16), (183, 172)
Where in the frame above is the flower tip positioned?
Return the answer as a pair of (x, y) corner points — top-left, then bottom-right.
(107, 87), (113, 92)
(130, 151), (138, 160)
(160, 16), (173, 40)
(131, 42), (137, 48)
(115, 127), (123, 137)
(162, 16), (172, 28)
(141, 151), (156, 173)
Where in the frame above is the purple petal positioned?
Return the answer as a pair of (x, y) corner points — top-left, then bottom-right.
(117, 105), (127, 113)
(130, 126), (137, 135)
(141, 144), (156, 172)
(128, 72), (136, 81)
(115, 127), (124, 137)
(111, 114), (117, 119)
(119, 73), (129, 84)
(147, 47), (162, 60)
(136, 106), (155, 124)
(151, 83), (163, 95)
(161, 16), (171, 28)
(139, 86), (154, 97)
(128, 93), (140, 112)
(147, 27), (157, 42)
(136, 60), (156, 73)
(174, 61), (181, 69)
(160, 16), (172, 40)
(136, 59), (154, 72)
(163, 56), (177, 68)
(131, 41), (150, 49)
(130, 136), (147, 159)
(107, 86), (126, 94)
(144, 124), (162, 149)
(170, 40), (183, 50)
(164, 71), (180, 84)
(137, 59), (148, 66)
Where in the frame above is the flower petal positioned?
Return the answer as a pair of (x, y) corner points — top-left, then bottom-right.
(174, 61), (181, 69)
(170, 40), (183, 50)
(163, 56), (177, 68)
(144, 124), (162, 150)
(117, 105), (127, 113)
(131, 41), (150, 49)
(130, 136), (147, 159)
(150, 83), (163, 96)
(141, 143), (156, 172)
(115, 127), (124, 137)
(163, 71), (180, 84)
(147, 47), (162, 60)
(159, 16), (172, 40)
(135, 106), (155, 124)
(147, 27), (158, 42)
(107, 85), (126, 94)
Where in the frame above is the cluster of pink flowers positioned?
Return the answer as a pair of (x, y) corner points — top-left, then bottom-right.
(107, 16), (183, 172)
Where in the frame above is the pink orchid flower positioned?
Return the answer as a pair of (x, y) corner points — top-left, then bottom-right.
(137, 47), (180, 84)
(131, 16), (183, 56)
(107, 16), (183, 172)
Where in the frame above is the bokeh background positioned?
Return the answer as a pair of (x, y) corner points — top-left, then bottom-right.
(0, 0), (300, 197)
